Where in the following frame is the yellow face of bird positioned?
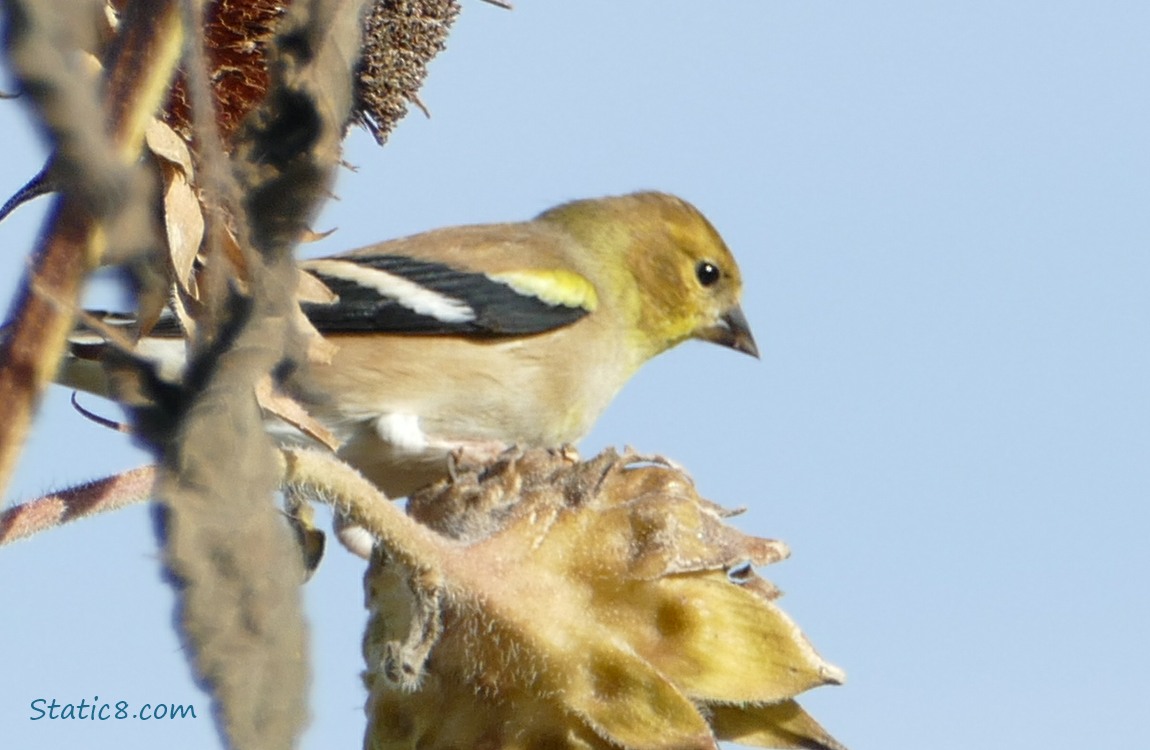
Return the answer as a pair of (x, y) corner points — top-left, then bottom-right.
(652, 195), (758, 358)
(536, 191), (758, 360)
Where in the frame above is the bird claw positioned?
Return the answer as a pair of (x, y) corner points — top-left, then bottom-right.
(443, 439), (514, 477)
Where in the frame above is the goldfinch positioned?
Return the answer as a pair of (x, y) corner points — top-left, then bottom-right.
(60, 191), (757, 499)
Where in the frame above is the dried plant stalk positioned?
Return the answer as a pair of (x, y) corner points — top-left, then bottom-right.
(0, 466), (156, 546)
(139, 1), (375, 748)
(0, 0), (183, 498)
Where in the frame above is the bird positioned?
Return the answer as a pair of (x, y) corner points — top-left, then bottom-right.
(59, 191), (758, 502)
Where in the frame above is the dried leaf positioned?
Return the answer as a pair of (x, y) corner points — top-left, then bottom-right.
(219, 223), (252, 286)
(145, 118), (195, 175)
(256, 374), (341, 451)
(159, 162), (205, 295)
(169, 283), (198, 343)
(296, 267), (338, 304)
(145, 119), (204, 295)
(293, 269), (339, 364)
(134, 267), (171, 336)
(300, 226), (336, 243)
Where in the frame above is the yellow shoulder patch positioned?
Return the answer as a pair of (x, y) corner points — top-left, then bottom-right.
(488, 269), (599, 312)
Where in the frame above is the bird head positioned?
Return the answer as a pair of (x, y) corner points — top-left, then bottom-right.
(539, 192), (758, 360)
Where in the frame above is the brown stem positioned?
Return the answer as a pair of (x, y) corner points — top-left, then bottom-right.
(0, 0), (184, 496)
(0, 466), (156, 547)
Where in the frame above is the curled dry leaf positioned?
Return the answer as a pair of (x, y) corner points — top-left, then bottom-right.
(145, 119), (204, 298)
(363, 448), (845, 750)
(158, 169), (203, 295)
(144, 117), (195, 173)
(218, 223), (253, 289)
(168, 285), (199, 345)
(170, 221), (252, 341)
(296, 267), (338, 305)
(295, 269), (339, 364)
(255, 374), (341, 452)
(300, 226), (338, 243)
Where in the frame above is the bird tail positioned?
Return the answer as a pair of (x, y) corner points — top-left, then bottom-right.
(55, 311), (188, 399)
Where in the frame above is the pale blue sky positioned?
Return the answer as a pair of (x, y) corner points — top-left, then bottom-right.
(2, 2), (1148, 748)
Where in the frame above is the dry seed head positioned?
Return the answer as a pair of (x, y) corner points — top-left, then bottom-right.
(364, 448), (845, 750)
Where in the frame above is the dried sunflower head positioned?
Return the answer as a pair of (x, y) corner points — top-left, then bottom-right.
(363, 448), (845, 750)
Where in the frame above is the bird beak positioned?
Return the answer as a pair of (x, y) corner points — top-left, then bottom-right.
(699, 304), (759, 359)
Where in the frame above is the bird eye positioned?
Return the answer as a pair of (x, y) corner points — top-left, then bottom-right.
(695, 261), (721, 287)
